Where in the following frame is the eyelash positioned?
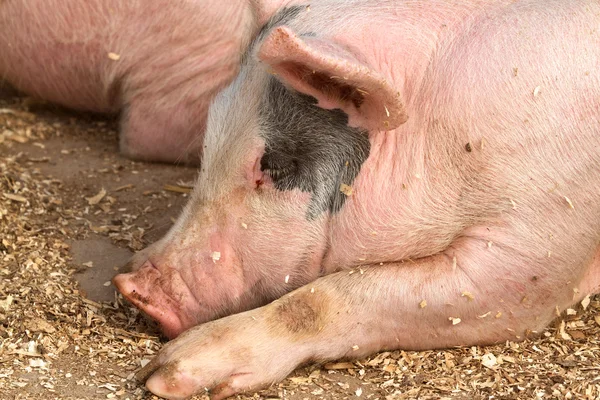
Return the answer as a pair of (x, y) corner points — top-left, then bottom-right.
(263, 167), (293, 181)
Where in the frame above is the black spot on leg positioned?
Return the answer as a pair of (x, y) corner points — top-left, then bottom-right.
(259, 78), (370, 218)
(268, 290), (328, 339)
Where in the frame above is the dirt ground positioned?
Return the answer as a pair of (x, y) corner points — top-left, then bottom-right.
(1, 90), (600, 400)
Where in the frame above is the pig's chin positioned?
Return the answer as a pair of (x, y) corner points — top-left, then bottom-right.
(112, 261), (212, 339)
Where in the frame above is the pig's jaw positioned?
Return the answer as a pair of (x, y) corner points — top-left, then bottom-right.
(112, 209), (329, 339)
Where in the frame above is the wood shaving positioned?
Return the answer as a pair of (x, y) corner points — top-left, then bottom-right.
(324, 362), (355, 370)
(163, 184), (191, 194)
(558, 320), (572, 341)
(481, 353), (497, 368)
(461, 291), (475, 301)
(340, 183), (353, 196)
(107, 52), (121, 61)
(564, 196), (575, 209)
(3, 192), (27, 203)
(581, 295), (591, 310)
(86, 188), (106, 205)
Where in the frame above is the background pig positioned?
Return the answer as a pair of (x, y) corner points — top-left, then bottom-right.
(0, 0), (288, 163)
(116, 0), (598, 398)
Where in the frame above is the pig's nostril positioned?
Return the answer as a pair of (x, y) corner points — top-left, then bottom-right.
(112, 266), (193, 339)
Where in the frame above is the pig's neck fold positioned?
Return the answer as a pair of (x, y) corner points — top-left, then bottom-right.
(322, 127), (430, 272)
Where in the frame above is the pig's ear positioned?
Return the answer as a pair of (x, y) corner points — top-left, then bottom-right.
(258, 26), (407, 131)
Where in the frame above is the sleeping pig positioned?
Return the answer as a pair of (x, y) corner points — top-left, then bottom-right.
(115, 0), (598, 398)
(0, 0), (289, 163)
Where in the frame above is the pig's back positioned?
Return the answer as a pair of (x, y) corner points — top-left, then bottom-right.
(0, 0), (117, 111)
(0, 0), (254, 113)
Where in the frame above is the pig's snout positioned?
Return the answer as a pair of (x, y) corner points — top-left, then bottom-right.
(113, 261), (197, 339)
(113, 237), (248, 339)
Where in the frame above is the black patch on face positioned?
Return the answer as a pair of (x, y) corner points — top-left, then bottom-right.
(260, 77), (370, 218)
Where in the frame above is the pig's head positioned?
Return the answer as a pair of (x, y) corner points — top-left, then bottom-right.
(113, 5), (408, 339)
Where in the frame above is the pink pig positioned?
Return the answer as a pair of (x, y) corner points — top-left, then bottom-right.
(111, 0), (600, 398)
(0, 0), (289, 163)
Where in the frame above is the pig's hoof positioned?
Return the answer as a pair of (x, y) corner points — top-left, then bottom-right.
(143, 362), (205, 400)
(145, 365), (253, 400)
(137, 311), (301, 400)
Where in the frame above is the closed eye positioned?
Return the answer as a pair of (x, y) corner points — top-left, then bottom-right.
(263, 167), (293, 181)
(260, 156), (299, 183)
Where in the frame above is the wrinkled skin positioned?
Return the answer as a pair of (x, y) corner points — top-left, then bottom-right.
(0, 0), (289, 163)
(117, 0), (598, 398)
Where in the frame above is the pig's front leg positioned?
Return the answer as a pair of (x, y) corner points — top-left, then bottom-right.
(138, 238), (594, 400)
